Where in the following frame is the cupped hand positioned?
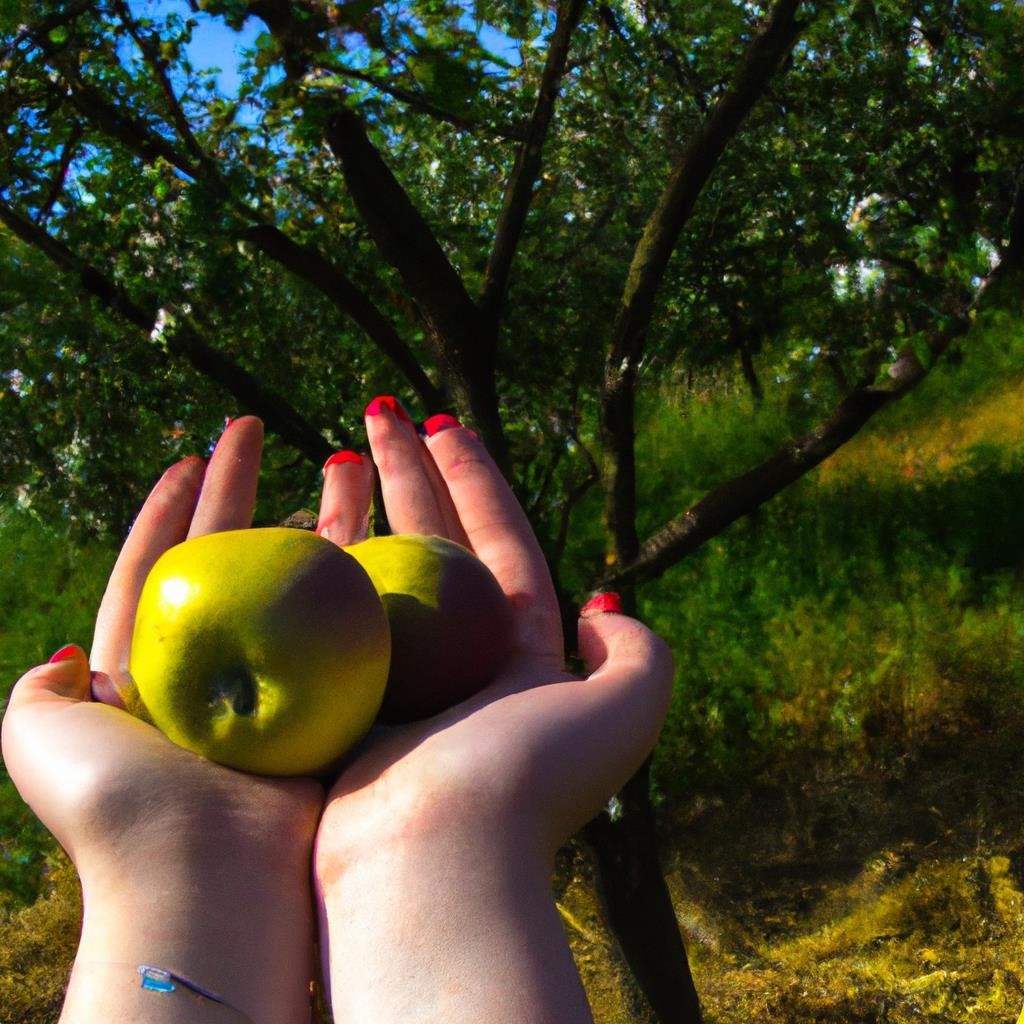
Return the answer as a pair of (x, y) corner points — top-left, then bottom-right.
(314, 402), (674, 866)
(2, 418), (322, 893)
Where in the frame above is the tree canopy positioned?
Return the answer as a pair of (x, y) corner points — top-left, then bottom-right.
(3, 0), (1021, 551)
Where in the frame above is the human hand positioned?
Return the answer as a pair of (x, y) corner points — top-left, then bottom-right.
(313, 401), (673, 1022)
(1, 418), (322, 1024)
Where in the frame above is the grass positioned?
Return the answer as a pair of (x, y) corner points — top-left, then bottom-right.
(556, 317), (1024, 1021)
(559, 714), (1024, 1023)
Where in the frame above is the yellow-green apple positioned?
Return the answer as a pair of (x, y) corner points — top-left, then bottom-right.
(128, 528), (391, 776)
(344, 535), (514, 722)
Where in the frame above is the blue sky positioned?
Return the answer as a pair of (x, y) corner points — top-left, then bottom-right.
(186, 14), (260, 94)
(129, 0), (524, 97)
(128, 0), (262, 95)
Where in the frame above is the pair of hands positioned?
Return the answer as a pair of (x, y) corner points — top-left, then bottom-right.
(2, 404), (673, 1024)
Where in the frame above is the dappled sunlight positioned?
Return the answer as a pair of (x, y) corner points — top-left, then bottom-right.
(819, 374), (1024, 486)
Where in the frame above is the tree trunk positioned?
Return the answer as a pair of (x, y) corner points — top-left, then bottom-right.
(584, 761), (702, 1024)
(738, 338), (764, 405)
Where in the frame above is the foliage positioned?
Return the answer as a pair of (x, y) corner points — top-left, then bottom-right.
(0, 509), (113, 911)
(1, 0), (1023, 544)
(641, 318), (1024, 792)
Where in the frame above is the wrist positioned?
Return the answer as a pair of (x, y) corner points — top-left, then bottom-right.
(314, 782), (592, 1023)
(315, 753), (541, 897)
(70, 849), (315, 1024)
(68, 777), (322, 1024)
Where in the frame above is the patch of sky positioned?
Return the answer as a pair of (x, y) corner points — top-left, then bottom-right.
(127, 0), (265, 96)
(130, 0), (522, 113)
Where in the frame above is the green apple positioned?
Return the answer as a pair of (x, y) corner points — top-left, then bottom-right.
(344, 535), (514, 722)
(128, 528), (391, 776)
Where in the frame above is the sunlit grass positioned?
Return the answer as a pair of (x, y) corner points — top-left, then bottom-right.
(819, 373), (1024, 485)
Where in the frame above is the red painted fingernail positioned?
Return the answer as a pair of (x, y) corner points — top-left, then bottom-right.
(422, 413), (461, 437)
(365, 395), (412, 423)
(580, 592), (623, 617)
(322, 450), (363, 473)
(49, 644), (81, 664)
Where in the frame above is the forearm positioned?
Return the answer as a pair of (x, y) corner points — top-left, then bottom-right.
(317, 823), (593, 1024)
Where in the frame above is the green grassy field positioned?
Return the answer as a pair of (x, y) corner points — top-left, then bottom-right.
(562, 331), (1024, 1021)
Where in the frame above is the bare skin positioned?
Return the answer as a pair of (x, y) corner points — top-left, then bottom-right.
(2, 419), (322, 1024)
(314, 404), (674, 1023)
(2, 408), (673, 1024)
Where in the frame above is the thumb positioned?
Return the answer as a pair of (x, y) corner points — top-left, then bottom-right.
(578, 599), (675, 706)
(572, 597), (675, 767)
(518, 601), (675, 847)
(6, 645), (92, 709)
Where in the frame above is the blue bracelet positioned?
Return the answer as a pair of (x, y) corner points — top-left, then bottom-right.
(137, 965), (253, 1021)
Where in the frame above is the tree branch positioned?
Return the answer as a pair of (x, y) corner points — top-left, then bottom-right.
(35, 122), (84, 223)
(45, 68), (441, 407)
(239, 0), (513, 456)
(331, 66), (529, 142)
(239, 224), (444, 408)
(644, 0), (713, 112)
(479, 0), (586, 327)
(323, 107), (480, 357)
(110, 0), (210, 170)
(60, 73), (201, 178)
(609, 0), (804, 371)
(600, 0), (806, 571)
(603, 263), (1014, 590)
(1002, 165), (1024, 275)
(1, 0), (98, 61)
(323, 106), (510, 468)
(551, 445), (600, 571)
(0, 200), (336, 462)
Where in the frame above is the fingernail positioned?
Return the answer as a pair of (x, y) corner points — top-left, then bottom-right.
(580, 592), (623, 617)
(322, 450), (363, 473)
(223, 416), (234, 430)
(365, 395), (412, 423)
(422, 413), (461, 437)
(49, 644), (82, 664)
(90, 671), (127, 709)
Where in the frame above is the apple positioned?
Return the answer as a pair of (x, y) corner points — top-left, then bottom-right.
(344, 535), (514, 722)
(128, 528), (391, 776)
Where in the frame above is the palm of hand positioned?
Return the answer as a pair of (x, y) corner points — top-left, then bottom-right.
(3, 418), (323, 880)
(315, 407), (671, 871)
(3, 672), (320, 879)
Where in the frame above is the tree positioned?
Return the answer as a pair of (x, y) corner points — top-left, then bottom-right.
(2, 0), (1023, 1018)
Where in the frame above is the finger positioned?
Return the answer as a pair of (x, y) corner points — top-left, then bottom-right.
(424, 424), (561, 661)
(577, 605), (674, 695)
(4, 646), (92, 711)
(91, 456), (207, 678)
(316, 451), (374, 546)
(365, 397), (465, 542)
(1, 650), (91, 826)
(187, 416), (264, 537)
(88, 670), (126, 709)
